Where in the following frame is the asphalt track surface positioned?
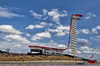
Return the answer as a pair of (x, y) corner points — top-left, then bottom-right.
(0, 61), (83, 65)
(0, 61), (99, 65)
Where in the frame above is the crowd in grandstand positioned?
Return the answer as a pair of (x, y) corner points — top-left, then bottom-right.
(0, 50), (83, 61)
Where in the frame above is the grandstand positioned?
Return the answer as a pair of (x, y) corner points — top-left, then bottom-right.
(0, 50), (87, 62)
(28, 45), (66, 55)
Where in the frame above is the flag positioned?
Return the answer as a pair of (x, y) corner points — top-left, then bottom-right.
(89, 55), (93, 58)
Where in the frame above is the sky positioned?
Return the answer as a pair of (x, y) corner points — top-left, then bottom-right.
(0, 0), (100, 60)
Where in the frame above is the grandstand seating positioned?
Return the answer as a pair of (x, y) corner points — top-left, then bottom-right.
(0, 53), (84, 62)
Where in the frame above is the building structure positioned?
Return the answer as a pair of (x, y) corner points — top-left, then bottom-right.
(29, 45), (66, 55)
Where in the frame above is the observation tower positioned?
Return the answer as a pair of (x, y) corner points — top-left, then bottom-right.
(70, 14), (83, 56)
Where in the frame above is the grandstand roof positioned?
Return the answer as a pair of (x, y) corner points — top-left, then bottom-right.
(29, 45), (66, 50)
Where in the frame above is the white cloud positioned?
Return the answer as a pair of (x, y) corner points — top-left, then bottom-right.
(96, 35), (100, 38)
(26, 25), (34, 29)
(57, 25), (70, 30)
(48, 9), (67, 22)
(35, 32), (51, 38)
(30, 9), (68, 24)
(90, 35), (100, 41)
(42, 9), (48, 15)
(94, 35), (100, 41)
(58, 44), (66, 48)
(31, 36), (42, 41)
(26, 33), (31, 37)
(79, 46), (100, 54)
(82, 51), (99, 54)
(92, 28), (98, 34)
(77, 51), (81, 54)
(26, 22), (52, 30)
(46, 41), (67, 49)
(26, 24), (44, 29)
(31, 32), (51, 41)
(40, 22), (53, 26)
(63, 49), (81, 54)
(78, 29), (90, 34)
(0, 6), (24, 18)
(14, 44), (21, 48)
(30, 9), (48, 20)
(84, 51), (100, 54)
(85, 12), (96, 19)
(0, 25), (22, 34)
(96, 26), (100, 29)
(90, 37), (93, 39)
(30, 10), (42, 19)
(48, 28), (62, 33)
(35, 25), (44, 28)
(80, 46), (94, 51)
(91, 25), (100, 34)
(48, 25), (70, 36)
(77, 26), (100, 34)
(4, 34), (30, 44)
(55, 32), (66, 36)
(43, 16), (48, 20)
(77, 38), (91, 46)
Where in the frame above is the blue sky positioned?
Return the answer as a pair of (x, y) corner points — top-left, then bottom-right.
(0, 0), (100, 60)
